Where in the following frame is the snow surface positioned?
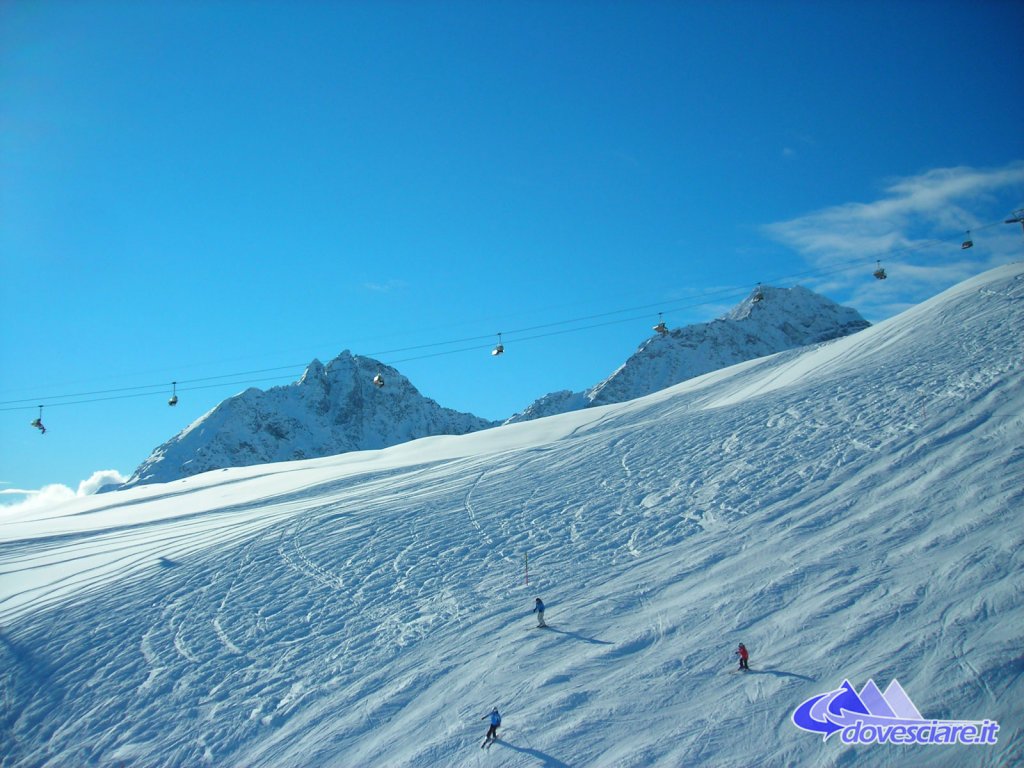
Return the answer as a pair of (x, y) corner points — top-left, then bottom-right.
(2, 264), (1022, 767)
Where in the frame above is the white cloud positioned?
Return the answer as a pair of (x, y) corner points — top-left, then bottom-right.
(77, 469), (127, 496)
(0, 470), (128, 516)
(764, 162), (1024, 320)
(0, 484), (76, 515)
(767, 163), (1024, 257)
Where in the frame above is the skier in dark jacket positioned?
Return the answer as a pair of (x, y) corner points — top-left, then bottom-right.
(533, 597), (546, 627)
(736, 642), (749, 670)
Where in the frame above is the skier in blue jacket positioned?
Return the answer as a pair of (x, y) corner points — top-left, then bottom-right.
(533, 597), (546, 627)
(482, 708), (501, 742)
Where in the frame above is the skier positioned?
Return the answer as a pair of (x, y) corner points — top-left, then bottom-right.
(735, 642), (749, 670)
(481, 707), (501, 746)
(30, 417), (46, 435)
(533, 597), (546, 627)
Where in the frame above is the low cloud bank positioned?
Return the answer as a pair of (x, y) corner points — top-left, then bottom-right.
(0, 470), (127, 515)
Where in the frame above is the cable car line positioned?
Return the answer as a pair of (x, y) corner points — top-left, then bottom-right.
(0, 286), (755, 410)
(4, 217), (1013, 417)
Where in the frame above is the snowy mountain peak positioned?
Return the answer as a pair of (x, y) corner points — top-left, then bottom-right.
(123, 350), (496, 488)
(507, 284), (870, 422)
(725, 284), (849, 324)
(298, 357), (327, 384)
(726, 284), (796, 320)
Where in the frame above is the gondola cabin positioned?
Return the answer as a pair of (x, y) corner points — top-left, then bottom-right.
(30, 405), (46, 434)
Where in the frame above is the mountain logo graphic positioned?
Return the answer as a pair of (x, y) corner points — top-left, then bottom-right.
(791, 679), (999, 746)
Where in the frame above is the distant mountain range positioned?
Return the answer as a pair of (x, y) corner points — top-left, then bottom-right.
(124, 284), (869, 487)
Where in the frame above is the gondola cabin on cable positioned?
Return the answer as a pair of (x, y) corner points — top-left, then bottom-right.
(372, 372), (385, 388)
(873, 260), (887, 280)
(30, 405), (46, 435)
(1006, 210), (1024, 234)
(652, 312), (668, 335)
(492, 332), (504, 356)
(168, 381), (178, 406)
(961, 230), (974, 250)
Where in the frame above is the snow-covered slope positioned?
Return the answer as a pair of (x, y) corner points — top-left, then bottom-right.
(124, 351), (496, 487)
(2, 264), (1022, 767)
(507, 284), (869, 422)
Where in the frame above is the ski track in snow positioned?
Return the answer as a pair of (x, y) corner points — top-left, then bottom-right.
(1, 265), (1023, 767)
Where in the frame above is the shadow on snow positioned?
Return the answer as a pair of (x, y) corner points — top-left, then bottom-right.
(492, 738), (572, 767)
(746, 666), (816, 682)
(542, 626), (614, 646)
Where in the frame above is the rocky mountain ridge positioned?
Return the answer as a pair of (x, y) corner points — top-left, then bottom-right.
(125, 284), (869, 485)
(505, 285), (869, 422)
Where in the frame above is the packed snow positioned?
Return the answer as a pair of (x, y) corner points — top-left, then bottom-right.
(1, 264), (1022, 767)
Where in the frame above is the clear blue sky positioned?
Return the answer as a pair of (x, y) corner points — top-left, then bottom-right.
(2, 0), (1023, 503)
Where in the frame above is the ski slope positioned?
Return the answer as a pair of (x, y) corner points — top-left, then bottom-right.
(2, 264), (1023, 767)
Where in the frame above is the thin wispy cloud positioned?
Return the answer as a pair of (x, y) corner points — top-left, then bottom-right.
(362, 279), (409, 294)
(765, 162), (1024, 320)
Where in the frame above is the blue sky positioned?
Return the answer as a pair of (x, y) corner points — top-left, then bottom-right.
(2, 0), (1023, 505)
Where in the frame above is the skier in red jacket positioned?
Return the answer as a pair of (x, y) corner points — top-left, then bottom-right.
(736, 642), (749, 670)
